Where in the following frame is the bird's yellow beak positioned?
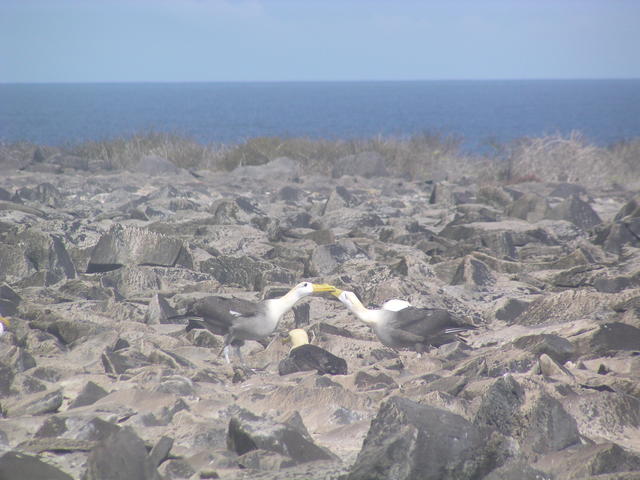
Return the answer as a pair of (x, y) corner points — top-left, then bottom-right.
(311, 283), (337, 293)
(331, 288), (343, 298)
(0, 317), (10, 328)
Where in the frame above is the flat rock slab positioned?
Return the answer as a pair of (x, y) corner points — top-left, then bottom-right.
(87, 224), (189, 273)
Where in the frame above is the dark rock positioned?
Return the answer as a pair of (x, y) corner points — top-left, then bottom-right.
(227, 408), (337, 464)
(331, 151), (388, 178)
(593, 222), (640, 254)
(293, 303), (310, 327)
(484, 459), (552, 480)
(451, 255), (495, 287)
(549, 183), (590, 199)
(495, 298), (530, 323)
(161, 459), (197, 478)
(68, 381), (109, 409)
(308, 240), (369, 276)
(35, 416), (68, 438)
(304, 229), (335, 245)
(101, 349), (151, 375)
(594, 275), (636, 293)
(149, 436), (174, 468)
(75, 418), (121, 442)
(0, 362), (14, 396)
(0, 451), (74, 480)
(47, 319), (106, 346)
(30, 366), (64, 383)
(429, 182), (474, 205)
(506, 193), (550, 222)
(548, 195), (602, 230)
(278, 185), (303, 202)
(145, 294), (179, 324)
(200, 255), (295, 291)
(535, 443), (640, 480)
(513, 334), (576, 364)
(87, 224), (191, 273)
(581, 322), (640, 356)
(0, 346), (37, 372)
(0, 284), (20, 317)
(238, 449), (297, 471)
(0, 226), (76, 283)
(347, 396), (508, 480)
(354, 371), (397, 391)
(100, 265), (161, 298)
(15, 182), (65, 208)
(85, 427), (162, 480)
(474, 376), (580, 455)
(251, 216), (283, 242)
(6, 388), (64, 417)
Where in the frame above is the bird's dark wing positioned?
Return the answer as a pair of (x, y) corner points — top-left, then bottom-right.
(390, 307), (472, 335)
(383, 307), (476, 349)
(186, 296), (260, 335)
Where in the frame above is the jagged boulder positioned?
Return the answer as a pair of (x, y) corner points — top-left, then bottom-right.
(227, 408), (337, 464)
(347, 396), (510, 480)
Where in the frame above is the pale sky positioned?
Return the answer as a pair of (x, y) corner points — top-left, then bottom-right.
(1, 0), (639, 83)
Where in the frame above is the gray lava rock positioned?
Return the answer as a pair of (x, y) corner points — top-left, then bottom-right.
(85, 427), (162, 480)
(451, 255), (496, 287)
(494, 298), (530, 323)
(0, 451), (73, 480)
(227, 408), (337, 464)
(0, 226), (76, 283)
(308, 240), (368, 276)
(87, 224), (191, 273)
(0, 284), (20, 317)
(513, 334), (576, 364)
(200, 255), (295, 291)
(577, 322), (640, 356)
(347, 396), (509, 480)
(145, 294), (179, 324)
(69, 381), (109, 409)
(474, 375), (580, 455)
(548, 195), (602, 230)
(6, 388), (63, 417)
(506, 193), (551, 222)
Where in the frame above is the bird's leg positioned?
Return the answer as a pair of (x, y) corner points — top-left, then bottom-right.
(223, 345), (232, 364)
(235, 344), (245, 366)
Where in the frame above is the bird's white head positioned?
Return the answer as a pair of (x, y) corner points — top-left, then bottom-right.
(331, 289), (361, 309)
(292, 282), (336, 297)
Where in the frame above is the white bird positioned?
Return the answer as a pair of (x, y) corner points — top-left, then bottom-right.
(0, 316), (9, 337)
(332, 289), (476, 352)
(185, 282), (336, 363)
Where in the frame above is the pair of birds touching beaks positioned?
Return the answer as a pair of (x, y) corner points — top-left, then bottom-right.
(186, 281), (477, 373)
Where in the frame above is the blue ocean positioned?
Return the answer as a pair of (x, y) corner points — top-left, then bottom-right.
(1, 80), (639, 152)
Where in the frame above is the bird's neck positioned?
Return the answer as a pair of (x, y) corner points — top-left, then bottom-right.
(269, 288), (307, 321)
(347, 298), (381, 326)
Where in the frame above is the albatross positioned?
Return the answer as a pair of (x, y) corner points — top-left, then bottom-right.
(278, 329), (347, 376)
(0, 316), (9, 337)
(331, 289), (476, 352)
(185, 282), (335, 363)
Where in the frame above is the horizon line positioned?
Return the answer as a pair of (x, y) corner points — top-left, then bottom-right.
(2, 77), (640, 86)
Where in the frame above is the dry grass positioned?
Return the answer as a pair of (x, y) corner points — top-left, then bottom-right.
(2, 131), (639, 188)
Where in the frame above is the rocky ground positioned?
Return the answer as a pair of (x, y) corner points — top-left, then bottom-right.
(1, 150), (640, 479)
